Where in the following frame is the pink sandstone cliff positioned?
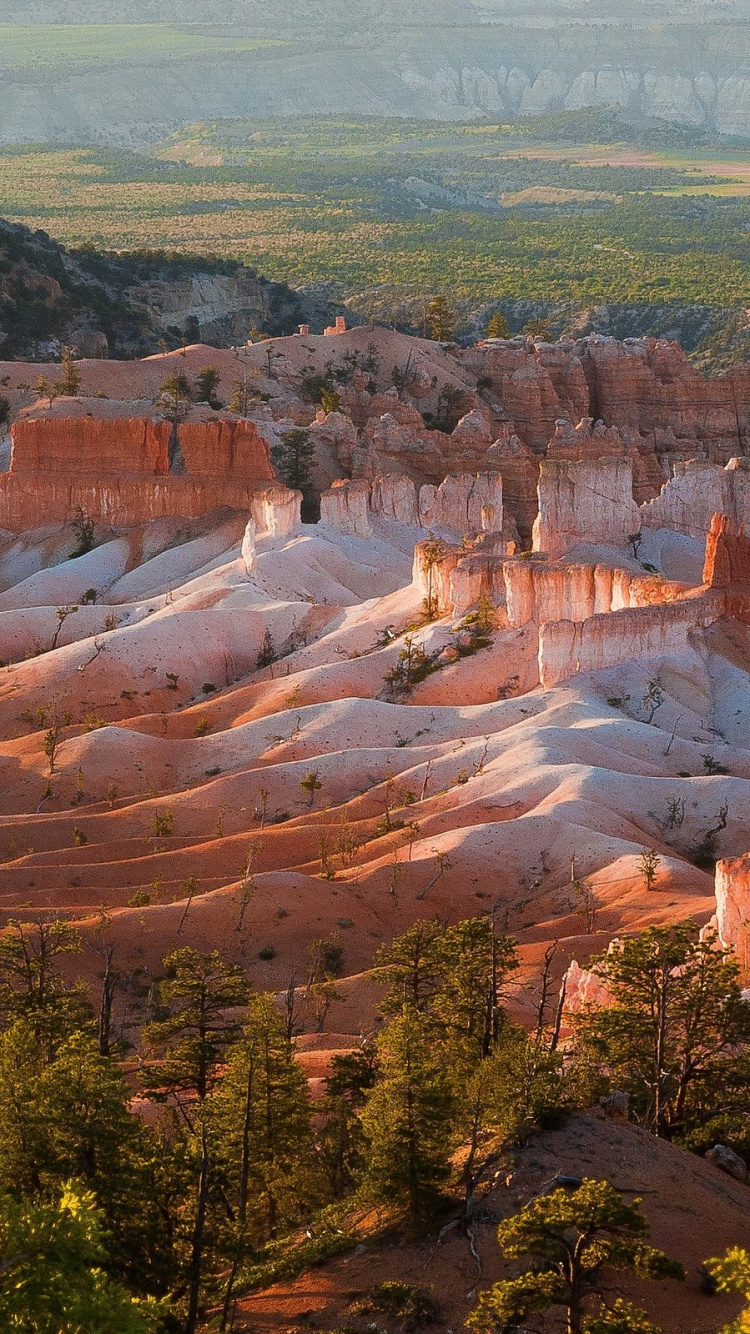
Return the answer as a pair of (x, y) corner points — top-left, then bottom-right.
(0, 414), (275, 531)
(715, 856), (750, 982)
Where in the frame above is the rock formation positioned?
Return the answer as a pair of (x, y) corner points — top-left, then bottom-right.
(715, 855), (750, 981)
(319, 472), (502, 544)
(642, 459), (750, 541)
(538, 592), (723, 689)
(0, 409), (276, 531)
(418, 472), (503, 536)
(533, 458), (641, 559)
(320, 478), (373, 538)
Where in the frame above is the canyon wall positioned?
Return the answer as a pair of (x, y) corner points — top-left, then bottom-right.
(0, 412), (275, 531)
(319, 471), (504, 541)
(641, 459), (750, 541)
(6, 4), (750, 141)
(538, 591), (724, 688)
(503, 559), (688, 631)
(533, 458), (640, 559)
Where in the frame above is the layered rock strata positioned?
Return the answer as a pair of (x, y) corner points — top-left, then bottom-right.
(0, 412), (275, 531)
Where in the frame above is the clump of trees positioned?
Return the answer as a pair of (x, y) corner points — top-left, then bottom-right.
(0, 910), (747, 1332)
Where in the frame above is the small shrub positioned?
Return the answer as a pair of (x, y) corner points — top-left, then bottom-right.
(128, 890), (151, 907)
(194, 716), (210, 737)
(702, 752), (729, 775)
(151, 810), (174, 837)
(354, 1281), (442, 1330)
(258, 945), (276, 961)
(72, 827), (88, 847)
(202, 682), (217, 694)
(69, 506), (95, 558)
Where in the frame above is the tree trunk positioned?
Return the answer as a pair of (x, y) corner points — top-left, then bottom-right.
(185, 1121), (210, 1334)
(98, 943), (116, 1056)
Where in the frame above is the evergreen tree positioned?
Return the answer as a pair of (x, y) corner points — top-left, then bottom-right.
(143, 949), (249, 1334)
(0, 919), (92, 1058)
(707, 1248), (750, 1334)
(319, 1041), (377, 1199)
(375, 918), (447, 1016)
(523, 318), (552, 341)
(143, 947), (250, 1104)
(195, 367), (222, 408)
(571, 924), (750, 1139)
(375, 916), (518, 1062)
(271, 428), (316, 517)
(486, 311), (511, 339)
(0, 1185), (158, 1333)
(359, 1009), (454, 1228)
(211, 994), (315, 1244)
(58, 347), (82, 397)
(0, 1023), (177, 1297)
(468, 1178), (684, 1334)
(209, 994), (317, 1326)
(424, 295), (457, 342)
(432, 916), (518, 1063)
(156, 373), (192, 468)
(229, 371), (258, 415)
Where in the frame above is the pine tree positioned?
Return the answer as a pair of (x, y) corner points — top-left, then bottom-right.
(486, 311), (511, 339)
(523, 318), (552, 341)
(195, 367), (222, 408)
(375, 916), (518, 1062)
(156, 373), (192, 468)
(143, 948), (250, 1103)
(210, 994), (317, 1325)
(271, 428), (316, 516)
(0, 1185), (157, 1333)
(0, 919), (92, 1058)
(706, 1248), (750, 1334)
(0, 1023), (176, 1299)
(211, 994), (315, 1243)
(229, 371), (258, 415)
(571, 924), (750, 1140)
(374, 919), (446, 1016)
(143, 949), (249, 1334)
(319, 1042), (377, 1199)
(424, 295), (457, 342)
(468, 1179), (684, 1334)
(359, 1009), (454, 1228)
(432, 916), (518, 1063)
(58, 347), (82, 396)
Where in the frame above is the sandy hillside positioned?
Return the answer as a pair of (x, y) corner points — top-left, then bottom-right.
(0, 493), (743, 1036)
(235, 1111), (750, 1334)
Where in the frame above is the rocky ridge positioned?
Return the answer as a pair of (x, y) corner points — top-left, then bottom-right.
(0, 219), (304, 358)
(3, 1), (750, 141)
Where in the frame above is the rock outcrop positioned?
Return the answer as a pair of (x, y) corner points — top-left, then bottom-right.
(250, 483), (302, 538)
(641, 459), (750, 541)
(320, 478), (372, 538)
(0, 410), (276, 531)
(320, 472), (502, 544)
(503, 559), (688, 631)
(418, 472), (503, 536)
(715, 855), (750, 980)
(538, 591), (723, 688)
(533, 458), (641, 559)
